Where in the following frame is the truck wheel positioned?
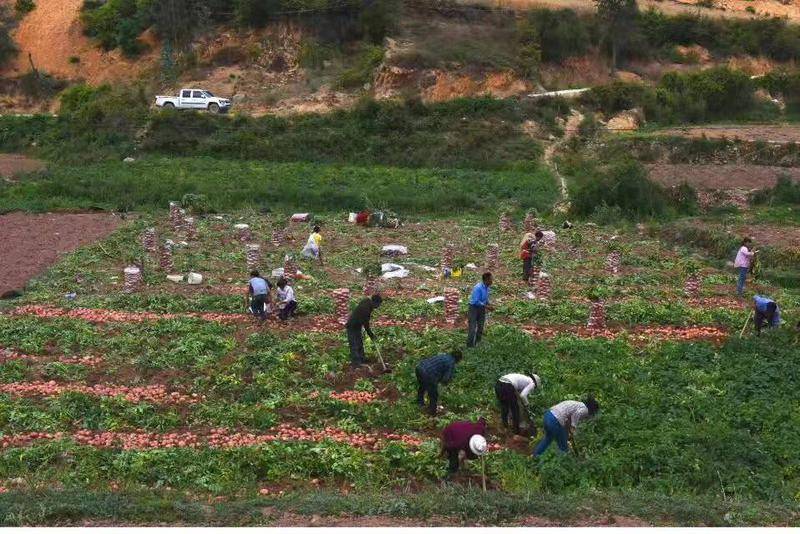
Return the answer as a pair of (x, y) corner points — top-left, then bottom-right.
(208, 103), (220, 113)
(163, 102), (175, 109)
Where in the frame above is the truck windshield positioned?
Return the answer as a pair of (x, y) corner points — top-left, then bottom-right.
(203, 91), (214, 97)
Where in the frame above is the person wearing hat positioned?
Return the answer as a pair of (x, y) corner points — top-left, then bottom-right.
(415, 350), (462, 416)
(533, 396), (599, 457)
(495, 372), (540, 435)
(441, 417), (488, 474)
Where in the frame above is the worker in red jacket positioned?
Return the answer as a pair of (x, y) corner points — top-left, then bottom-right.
(441, 417), (488, 474)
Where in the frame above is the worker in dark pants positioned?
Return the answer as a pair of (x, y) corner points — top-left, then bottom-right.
(467, 272), (493, 347)
(415, 350), (462, 415)
(753, 295), (781, 335)
(246, 270), (272, 321)
(345, 294), (382, 367)
(495, 372), (540, 435)
(441, 418), (488, 474)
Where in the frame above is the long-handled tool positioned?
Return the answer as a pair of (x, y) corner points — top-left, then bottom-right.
(371, 338), (392, 374)
(480, 455), (487, 492)
(739, 311), (753, 338)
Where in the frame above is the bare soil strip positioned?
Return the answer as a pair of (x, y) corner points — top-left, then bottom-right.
(0, 212), (122, 297)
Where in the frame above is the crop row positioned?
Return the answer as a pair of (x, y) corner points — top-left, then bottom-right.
(521, 325), (728, 343)
(0, 348), (102, 367)
(9, 305), (241, 324)
(0, 424), (427, 452)
(0, 381), (202, 405)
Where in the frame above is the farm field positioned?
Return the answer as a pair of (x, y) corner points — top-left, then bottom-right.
(1, 207), (799, 526)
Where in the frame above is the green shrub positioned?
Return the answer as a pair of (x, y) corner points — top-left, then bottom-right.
(14, 0), (35, 15)
(0, 6), (17, 68)
(234, 0), (280, 27)
(583, 68), (757, 124)
(520, 8), (591, 63)
(336, 45), (384, 90)
(570, 158), (673, 219)
(751, 175), (800, 205)
(359, 0), (399, 45)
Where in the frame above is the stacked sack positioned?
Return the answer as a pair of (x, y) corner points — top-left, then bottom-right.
(245, 244), (261, 270)
(141, 228), (157, 253)
(234, 224), (252, 243)
(160, 241), (174, 272)
(537, 272), (552, 301)
(444, 287), (460, 324)
(587, 301), (606, 329)
(332, 288), (350, 325)
(606, 252), (621, 275)
(123, 266), (142, 293)
(499, 213), (513, 232)
(684, 274), (701, 299)
(485, 243), (499, 271)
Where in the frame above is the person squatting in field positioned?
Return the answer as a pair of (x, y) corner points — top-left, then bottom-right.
(247, 270), (273, 321)
(753, 295), (781, 335)
(441, 418), (488, 474)
(495, 372), (541, 435)
(276, 278), (297, 321)
(520, 230), (544, 282)
(416, 350), (462, 416)
(533, 397), (599, 457)
(734, 237), (758, 297)
(467, 272), (493, 347)
(345, 293), (382, 367)
(301, 225), (323, 264)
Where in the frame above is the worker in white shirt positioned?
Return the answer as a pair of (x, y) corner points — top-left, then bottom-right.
(533, 397), (599, 457)
(276, 278), (297, 321)
(494, 372), (540, 435)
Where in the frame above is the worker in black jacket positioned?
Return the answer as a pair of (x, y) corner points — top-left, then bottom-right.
(345, 294), (382, 367)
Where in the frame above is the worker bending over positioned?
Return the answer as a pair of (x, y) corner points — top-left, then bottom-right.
(301, 225), (323, 264)
(416, 350), (462, 416)
(753, 295), (781, 335)
(276, 278), (297, 320)
(533, 397), (599, 457)
(441, 418), (488, 474)
(495, 372), (540, 435)
(345, 294), (382, 367)
(247, 270), (272, 321)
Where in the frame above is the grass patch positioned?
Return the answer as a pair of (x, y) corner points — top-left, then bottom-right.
(0, 156), (558, 214)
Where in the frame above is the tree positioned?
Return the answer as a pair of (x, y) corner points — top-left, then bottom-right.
(593, 0), (638, 73)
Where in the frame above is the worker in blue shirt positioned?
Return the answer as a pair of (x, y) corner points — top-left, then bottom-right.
(467, 272), (493, 347)
(753, 295), (781, 335)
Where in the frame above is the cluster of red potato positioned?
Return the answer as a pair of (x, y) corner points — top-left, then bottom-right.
(0, 381), (202, 405)
(10, 305), (241, 324)
(0, 426), (426, 451)
(0, 349), (102, 367)
(523, 325), (727, 343)
(329, 390), (378, 404)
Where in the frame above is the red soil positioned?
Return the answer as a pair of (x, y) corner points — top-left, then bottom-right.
(0, 212), (122, 297)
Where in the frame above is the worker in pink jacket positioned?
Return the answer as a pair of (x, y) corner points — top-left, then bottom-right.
(734, 237), (758, 297)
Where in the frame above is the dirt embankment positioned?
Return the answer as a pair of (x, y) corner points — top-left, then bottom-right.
(648, 164), (800, 190)
(657, 125), (800, 144)
(0, 0), (158, 84)
(462, 0), (800, 20)
(0, 212), (123, 297)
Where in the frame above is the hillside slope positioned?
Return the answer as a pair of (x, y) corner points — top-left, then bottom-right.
(0, 0), (158, 83)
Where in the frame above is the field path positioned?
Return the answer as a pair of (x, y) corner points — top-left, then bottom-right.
(544, 109), (583, 212)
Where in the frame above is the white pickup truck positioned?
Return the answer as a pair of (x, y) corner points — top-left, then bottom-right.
(154, 89), (232, 113)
